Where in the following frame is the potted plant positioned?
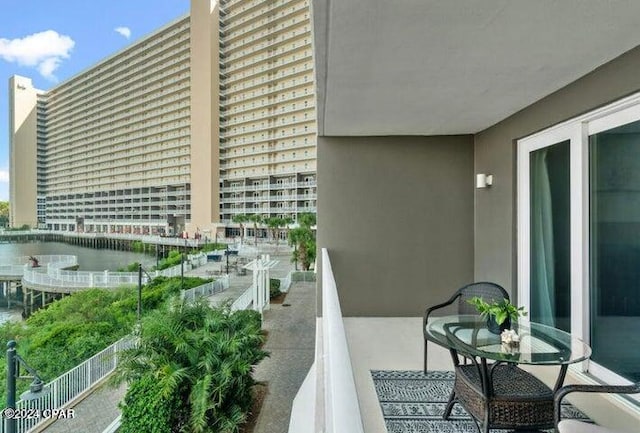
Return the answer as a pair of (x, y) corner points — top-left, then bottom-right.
(467, 297), (527, 334)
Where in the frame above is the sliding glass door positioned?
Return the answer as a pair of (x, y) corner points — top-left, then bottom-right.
(519, 99), (640, 386)
(589, 120), (640, 382)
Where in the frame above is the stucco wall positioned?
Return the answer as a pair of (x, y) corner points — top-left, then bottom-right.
(317, 135), (474, 316)
(474, 45), (640, 298)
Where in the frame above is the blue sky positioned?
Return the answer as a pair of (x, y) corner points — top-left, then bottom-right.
(0, 0), (191, 201)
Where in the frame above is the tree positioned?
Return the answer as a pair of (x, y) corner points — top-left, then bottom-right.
(288, 213), (316, 271)
(264, 216), (293, 250)
(115, 300), (267, 433)
(232, 214), (249, 245)
(0, 201), (9, 228)
(247, 214), (263, 246)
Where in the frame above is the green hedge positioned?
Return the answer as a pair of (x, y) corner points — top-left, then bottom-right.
(0, 276), (210, 404)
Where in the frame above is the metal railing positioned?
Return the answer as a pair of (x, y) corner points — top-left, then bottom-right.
(279, 272), (292, 293)
(181, 275), (230, 302)
(1, 337), (135, 433)
(231, 285), (254, 311)
(18, 253), (208, 292)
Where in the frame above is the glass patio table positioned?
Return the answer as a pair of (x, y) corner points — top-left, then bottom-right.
(425, 314), (591, 433)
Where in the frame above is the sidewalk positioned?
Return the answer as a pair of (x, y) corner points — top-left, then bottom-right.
(252, 280), (316, 433)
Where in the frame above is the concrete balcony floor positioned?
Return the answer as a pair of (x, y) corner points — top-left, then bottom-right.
(343, 317), (640, 433)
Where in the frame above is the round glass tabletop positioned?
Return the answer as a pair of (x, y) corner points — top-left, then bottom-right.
(425, 314), (591, 365)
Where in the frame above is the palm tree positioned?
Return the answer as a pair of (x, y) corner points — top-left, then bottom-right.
(232, 214), (249, 245)
(114, 299), (267, 433)
(247, 214), (263, 246)
(265, 217), (280, 244)
(288, 213), (316, 270)
(265, 216), (293, 250)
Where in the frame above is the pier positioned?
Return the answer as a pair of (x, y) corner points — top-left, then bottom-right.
(0, 230), (203, 252)
(0, 252), (207, 316)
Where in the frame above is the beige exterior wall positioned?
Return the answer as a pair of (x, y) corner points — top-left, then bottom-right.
(8, 76), (40, 228)
(218, 0), (317, 224)
(474, 44), (640, 298)
(188, 0), (221, 236)
(317, 135), (475, 317)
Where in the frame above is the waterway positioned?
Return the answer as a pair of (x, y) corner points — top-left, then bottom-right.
(0, 241), (156, 271)
(0, 241), (157, 324)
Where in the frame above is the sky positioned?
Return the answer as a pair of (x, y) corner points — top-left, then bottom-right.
(0, 0), (191, 202)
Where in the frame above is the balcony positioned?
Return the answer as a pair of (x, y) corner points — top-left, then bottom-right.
(288, 249), (640, 433)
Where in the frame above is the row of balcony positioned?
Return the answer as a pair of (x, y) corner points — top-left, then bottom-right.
(48, 24), (189, 110)
(222, 206), (316, 214)
(46, 87), (190, 146)
(47, 44), (190, 118)
(221, 54), (313, 94)
(49, 141), (188, 170)
(221, 127), (316, 149)
(46, 121), (189, 165)
(220, 180), (316, 192)
(223, 25), (310, 66)
(223, 36), (310, 76)
(47, 76), (190, 140)
(45, 178), (190, 196)
(221, 2), (308, 45)
(222, 60), (313, 102)
(222, 193), (317, 203)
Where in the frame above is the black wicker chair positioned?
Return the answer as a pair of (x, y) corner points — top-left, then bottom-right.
(422, 281), (509, 373)
(554, 381), (640, 433)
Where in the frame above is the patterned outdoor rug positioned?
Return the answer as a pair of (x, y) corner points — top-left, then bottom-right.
(371, 370), (591, 433)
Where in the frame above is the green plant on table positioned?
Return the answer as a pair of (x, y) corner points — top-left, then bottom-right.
(467, 297), (527, 325)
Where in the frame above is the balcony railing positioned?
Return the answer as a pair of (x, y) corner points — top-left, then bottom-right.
(288, 249), (364, 433)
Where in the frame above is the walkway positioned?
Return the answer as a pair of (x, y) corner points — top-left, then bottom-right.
(41, 383), (126, 433)
(252, 281), (316, 433)
(39, 250), (311, 433)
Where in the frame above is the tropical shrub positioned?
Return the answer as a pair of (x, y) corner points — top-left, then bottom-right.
(269, 278), (281, 299)
(0, 276), (210, 404)
(116, 300), (268, 433)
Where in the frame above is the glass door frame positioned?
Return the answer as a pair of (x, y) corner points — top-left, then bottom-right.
(517, 91), (640, 386)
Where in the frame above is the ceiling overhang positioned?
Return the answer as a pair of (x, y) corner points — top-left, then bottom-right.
(313, 0), (640, 136)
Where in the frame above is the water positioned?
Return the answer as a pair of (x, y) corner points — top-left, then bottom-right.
(0, 241), (156, 271)
(0, 241), (157, 324)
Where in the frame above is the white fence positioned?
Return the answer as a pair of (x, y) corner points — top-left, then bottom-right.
(1, 337), (134, 433)
(17, 253), (208, 292)
(231, 285), (255, 311)
(181, 275), (229, 302)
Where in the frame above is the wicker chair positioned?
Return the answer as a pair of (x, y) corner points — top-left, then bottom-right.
(422, 281), (509, 373)
(554, 382), (640, 433)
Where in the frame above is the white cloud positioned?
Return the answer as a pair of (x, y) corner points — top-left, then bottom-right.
(114, 27), (131, 39)
(0, 30), (74, 81)
(0, 169), (8, 202)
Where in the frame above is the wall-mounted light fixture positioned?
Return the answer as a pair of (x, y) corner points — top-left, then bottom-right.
(476, 174), (493, 189)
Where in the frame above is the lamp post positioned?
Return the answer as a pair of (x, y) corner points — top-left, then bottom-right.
(225, 244), (230, 275)
(5, 341), (49, 433)
(137, 264), (152, 323)
(181, 237), (186, 290)
(137, 263), (142, 322)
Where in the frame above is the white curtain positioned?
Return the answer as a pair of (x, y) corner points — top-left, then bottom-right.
(530, 149), (556, 326)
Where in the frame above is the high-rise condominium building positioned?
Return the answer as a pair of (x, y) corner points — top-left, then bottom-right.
(217, 0), (317, 231)
(8, 0), (316, 236)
